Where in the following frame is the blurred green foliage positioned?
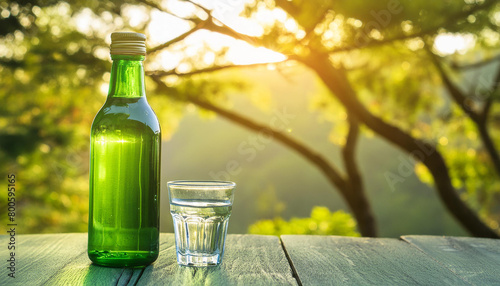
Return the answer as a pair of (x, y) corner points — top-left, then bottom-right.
(297, 1), (500, 230)
(0, 0), (258, 234)
(1, 0), (499, 235)
(248, 206), (360, 236)
(0, 2), (107, 232)
(255, 185), (286, 219)
(0, 1), (183, 233)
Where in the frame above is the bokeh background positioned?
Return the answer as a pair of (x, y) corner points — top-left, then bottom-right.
(1, 0), (499, 237)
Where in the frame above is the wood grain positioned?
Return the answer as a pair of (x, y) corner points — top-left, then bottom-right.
(281, 235), (469, 286)
(137, 234), (297, 285)
(402, 235), (500, 285)
(0, 233), (89, 285)
(44, 252), (141, 285)
(0, 233), (140, 285)
(0, 233), (297, 285)
(6, 233), (496, 286)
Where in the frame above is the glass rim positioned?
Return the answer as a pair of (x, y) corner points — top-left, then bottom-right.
(167, 180), (236, 190)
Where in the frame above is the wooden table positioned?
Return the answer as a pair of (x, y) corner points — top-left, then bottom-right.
(1, 233), (499, 285)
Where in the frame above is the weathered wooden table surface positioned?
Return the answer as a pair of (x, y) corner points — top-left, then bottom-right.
(1, 233), (499, 285)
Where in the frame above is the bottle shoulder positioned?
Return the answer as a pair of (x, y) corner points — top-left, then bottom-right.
(91, 97), (161, 134)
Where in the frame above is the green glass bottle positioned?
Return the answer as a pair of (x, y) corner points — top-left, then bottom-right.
(88, 32), (161, 267)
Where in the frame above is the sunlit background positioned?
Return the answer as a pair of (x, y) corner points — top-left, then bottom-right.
(1, 0), (500, 237)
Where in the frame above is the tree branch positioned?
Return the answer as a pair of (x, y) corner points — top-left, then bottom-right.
(147, 20), (208, 55)
(150, 74), (385, 235)
(172, 0), (498, 64)
(300, 49), (498, 238)
(136, 0), (200, 22)
(202, 19), (262, 46)
(180, 0), (263, 45)
(481, 61), (500, 121)
(482, 97), (494, 123)
(142, 0), (498, 238)
(426, 47), (481, 122)
(144, 0), (261, 55)
(451, 54), (500, 70)
(146, 62), (281, 77)
(150, 74), (348, 194)
(477, 119), (500, 177)
(476, 62), (500, 176)
(326, 0), (498, 55)
(427, 47), (500, 177)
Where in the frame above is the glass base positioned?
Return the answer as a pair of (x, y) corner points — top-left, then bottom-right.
(177, 252), (221, 267)
(88, 250), (158, 268)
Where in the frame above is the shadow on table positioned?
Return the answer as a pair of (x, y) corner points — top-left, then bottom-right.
(138, 264), (231, 285)
(82, 264), (137, 285)
(81, 263), (230, 285)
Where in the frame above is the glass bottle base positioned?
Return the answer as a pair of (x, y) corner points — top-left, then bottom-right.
(176, 252), (221, 267)
(88, 250), (158, 268)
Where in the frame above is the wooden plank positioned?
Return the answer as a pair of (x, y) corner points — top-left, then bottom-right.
(0, 233), (136, 285)
(137, 234), (297, 285)
(44, 250), (140, 285)
(281, 235), (469, 286)
(1, 233), (296, 285)
(402, 235), (500, 285)
(0, 233), (87, 285)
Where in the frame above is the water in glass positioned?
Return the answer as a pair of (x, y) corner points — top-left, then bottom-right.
(170, 198), (231, 266)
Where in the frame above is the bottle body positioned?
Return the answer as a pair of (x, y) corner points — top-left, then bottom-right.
(88, 54), (161, 267)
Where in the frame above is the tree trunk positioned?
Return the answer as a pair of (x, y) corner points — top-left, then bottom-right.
(189, 95), (379, 236)
(302, 51), (498, 238)
(342, 116), (378, 237)
(477, 118), (500, 177)
(150, 75), (379, 236)
(345, 189), (378, 237)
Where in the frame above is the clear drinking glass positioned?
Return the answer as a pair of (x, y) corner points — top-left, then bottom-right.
(168, 181), (236, 266)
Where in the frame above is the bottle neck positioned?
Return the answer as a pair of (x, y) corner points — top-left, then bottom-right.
(108, 55), (146, 98)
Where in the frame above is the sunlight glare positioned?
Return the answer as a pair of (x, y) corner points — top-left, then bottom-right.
(143, 1), (287, 70)
(433, 33), (475, 55)
(178, 30), (286, 66)
(73, 8), (95, 36)
(163, 0), (197, 19)
(284, 18), (298, 33)
(225, 17), (264, 36)
(271, 8), (287, 23)
(72, 8), (113, 39)
(122, 4), (150, 28)
(147, 10), (192, 46)
(203, 51), (216, 65)
(226, 40), (286, 65)
(100, 82), (109, 96)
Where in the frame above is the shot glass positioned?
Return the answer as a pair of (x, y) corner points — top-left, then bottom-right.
(167, 180), (236, 267)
